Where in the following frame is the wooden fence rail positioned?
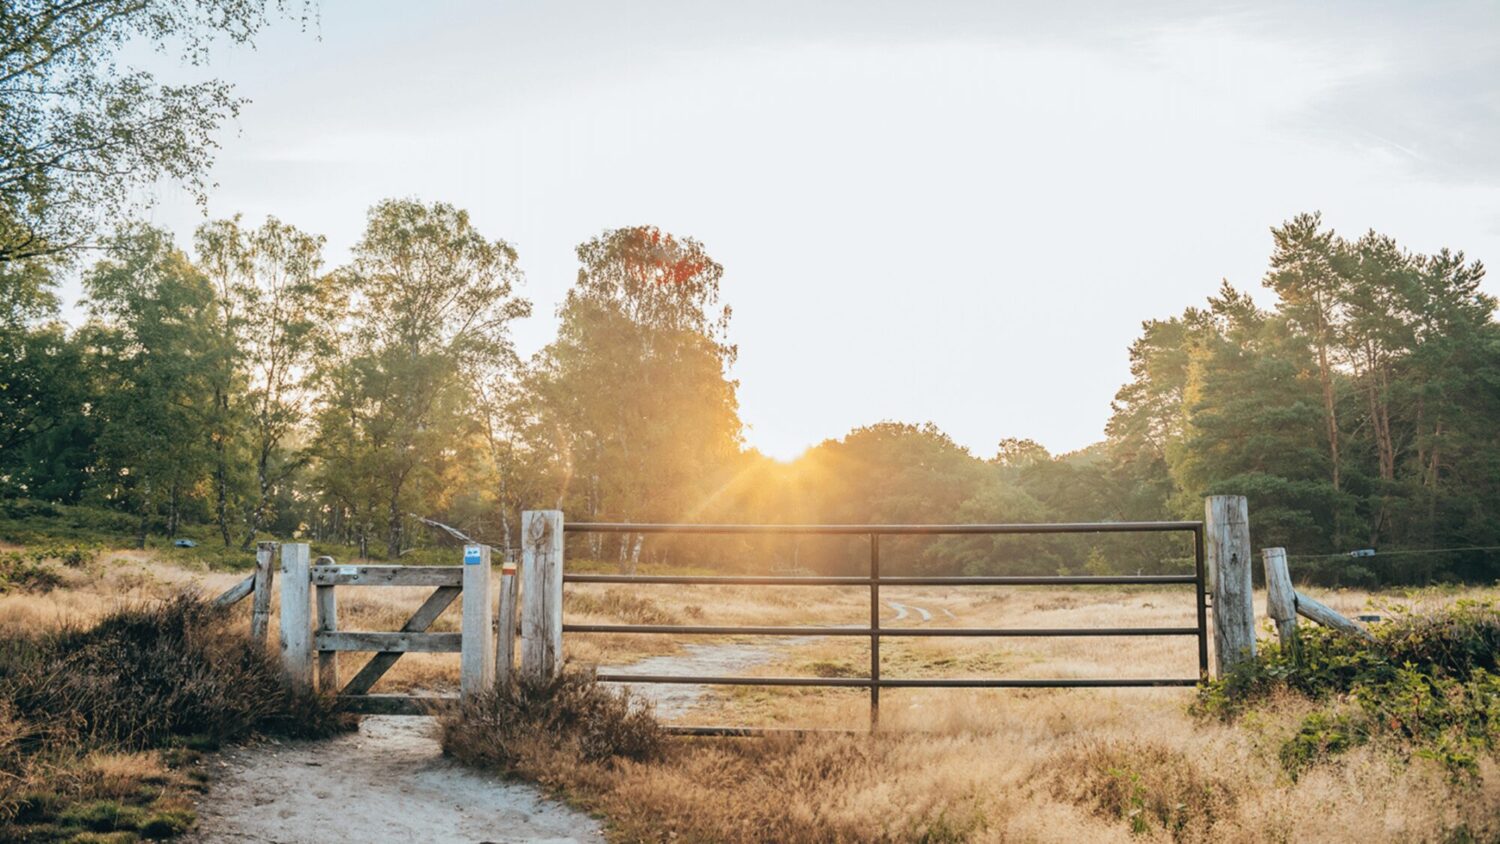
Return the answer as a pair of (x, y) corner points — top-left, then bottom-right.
(1262, 547), (1374, 647)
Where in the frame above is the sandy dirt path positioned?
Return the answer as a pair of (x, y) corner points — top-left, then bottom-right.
(186, 716), (603, 844)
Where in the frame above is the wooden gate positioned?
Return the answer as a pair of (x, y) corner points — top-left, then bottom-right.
(217, 542), (520, 715)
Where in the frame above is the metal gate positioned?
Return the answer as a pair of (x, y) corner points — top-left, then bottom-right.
(561, 521), (1208, 734)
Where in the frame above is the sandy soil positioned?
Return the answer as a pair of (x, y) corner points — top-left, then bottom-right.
(186, 717), (603, 844)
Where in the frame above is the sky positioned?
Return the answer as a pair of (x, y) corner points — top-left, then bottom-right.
(98, 0), (1500, 461)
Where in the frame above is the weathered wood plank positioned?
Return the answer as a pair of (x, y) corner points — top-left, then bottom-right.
(1262, 547), (1299, 651)
(460, 544), (495, 699)
(336, 694), (458, 715)
(213, 573), (255, 607)
(521, 510), (564, 682)
(315, 631), (462, 653)
(278, 543), (314, 690)
(309, 565), (463, 587)
(340, 585), (460, 696)
(1294, 589), (1375, 640)
(495, 554), (519, 687)
(250, 542), (276, 642)
(1206, 495), (1255, 674)
(316, 580), (339, 694)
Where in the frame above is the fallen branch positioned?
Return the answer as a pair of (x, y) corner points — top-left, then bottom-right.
(411, 514), (478, 545)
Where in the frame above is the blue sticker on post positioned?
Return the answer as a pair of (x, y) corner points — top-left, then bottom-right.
(464, 546), (482, 565)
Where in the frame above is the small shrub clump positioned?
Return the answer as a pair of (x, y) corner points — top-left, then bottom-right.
(0, 549), (66, 593)
(1051, 740), (1239, 841)
(441, 669), (663, 777)
(1195, 600), (1500, 780)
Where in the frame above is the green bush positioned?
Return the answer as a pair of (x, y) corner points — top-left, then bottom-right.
(1196, 601), (1500, 781)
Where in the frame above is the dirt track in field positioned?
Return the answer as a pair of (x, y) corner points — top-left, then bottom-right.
(598, 599), (939, 720)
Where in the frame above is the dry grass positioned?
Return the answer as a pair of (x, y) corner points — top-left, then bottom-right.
(7, 541), (1499, 842)
(531, 582), (1500, 842)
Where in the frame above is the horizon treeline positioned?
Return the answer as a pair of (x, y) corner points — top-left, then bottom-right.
(2, 204), (1497, 585)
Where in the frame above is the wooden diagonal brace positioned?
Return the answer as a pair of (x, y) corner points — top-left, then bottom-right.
(340, 585), (461, 696)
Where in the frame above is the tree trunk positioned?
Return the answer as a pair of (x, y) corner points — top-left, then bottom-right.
(136, 504), (150, 550)
(1316, 339), (1341, 492)
(214, 445), (232, 547)
(240, 445), (273, 550)
(386, 489), (404, 560)
(629, 533), (644, 574)
(1314, 337), (1343, 547)
(213, 384), (232, 547)
(167, 483), (181, 538)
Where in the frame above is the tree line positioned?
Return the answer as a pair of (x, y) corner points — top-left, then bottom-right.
(3, 204), (1497, 584)
(3, 2), (1497, 584)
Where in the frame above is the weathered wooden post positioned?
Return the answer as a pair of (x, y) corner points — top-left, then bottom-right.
(278, 542), (314, 690)
(1205, 495), (1255, 673)
(1262, 547), (1299, 654)
(315, 556), (339, 694)
(495, 549), (519, 687)
(521, 510), (564, 682)
(461, 544), (496, 700)
(251, 541), (277, 642)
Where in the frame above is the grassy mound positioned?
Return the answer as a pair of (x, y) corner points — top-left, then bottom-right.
(0, 595), (352, 841)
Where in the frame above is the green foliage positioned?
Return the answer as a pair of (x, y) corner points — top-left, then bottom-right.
(1277, 711), (1365, 777)
(0, 549), (64, 593)
(5, 209), (1498, 585)
(524, 226), (740, 572)
(58, 801), (148, 833)
(0, 0), (310, 264)
(310, 199), (530, 559)
(1196, 602), (1500, 780)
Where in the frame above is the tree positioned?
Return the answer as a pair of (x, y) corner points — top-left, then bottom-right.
(195, 215), (332, 547)
(0, 257), (94, 497)
(526, 226), (740, 570)
(82, 225), (218, 545)
(0, 1), (310, 263)
(1264, 213), (1346, 504)
(312, 199), (529, 558)
(1167, 284), (1336, 553)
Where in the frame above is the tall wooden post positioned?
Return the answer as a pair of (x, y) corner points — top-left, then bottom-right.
(495, 549), (519, 688)
(1205, 495), (1255, 673)
(521, 510), (564, 682)
(315, 557), (339, 694)
(278, 542), (314, 691)
(1262, 547), (1299, 654)
(251, 542), (277, 642)
(461, 544), (496, 700)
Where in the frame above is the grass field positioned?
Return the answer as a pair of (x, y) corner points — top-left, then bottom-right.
(5, 535), (1499, 842)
